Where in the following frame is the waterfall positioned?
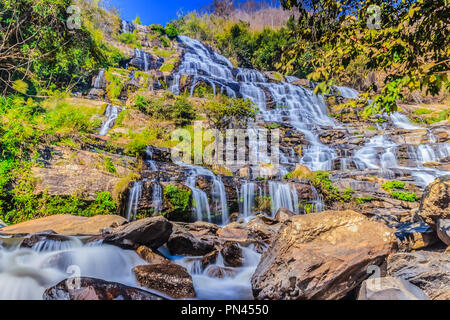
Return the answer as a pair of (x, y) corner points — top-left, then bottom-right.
(126, 181), (143, 221)
(390, 112), (423, 130)
(311, 186), (324, 213)
(93, 69), (105, 89)
(145, 146), (158, 171)
(0, 243), (145, 300)
(239, 182), (256, 218)
(334, 86), (359, 99)
(121, 21), (135, 34)
(181, 163), (229, 224)
(171, 35), (339, 173)
(134, 49), (150, 71)
(174, 244), (261, 300)
(99, 105), (120, 136)
(152, 181), (163, 215)
(268, 181), (299, 217)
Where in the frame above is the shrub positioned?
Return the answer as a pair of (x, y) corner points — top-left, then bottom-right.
(202, 97), (257, 132)
(165, 23), (179, 39)
(164, 185), (191, 213)
(355, 197), (375, 204)
(382, 180), (405, 191)
(391, 191), (418, 202)
(103, 157), (117, 174)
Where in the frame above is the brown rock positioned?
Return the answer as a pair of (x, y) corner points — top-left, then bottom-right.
(274, 208), (296, 223)
(202, 250), (219, 269)
(43, 277), (164, 300)
(251, 210), (398, 300)
(221, 242), (244, 267)
(133, 264), (196, 299)
(418, 175), (450, 230)
(136, 246), (169, 264)
(436, 219), (450, 246)
(0, 215), (127, 236)
(167, 225), (215, 256)
(387, 251), (450, 300)
(206, 266), (238, 279)
(104, 216), (172, 250)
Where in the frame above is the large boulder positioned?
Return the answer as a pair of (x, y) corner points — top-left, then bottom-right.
(358, 277), (429, 300)
(103, 216), (172, 250)
(133, 264), (196, 299)
(43, 277), (165, 300)
(418, 175), (450, 230)
(221, 242), (244, 267)
(251, 210), (398, 300)
(167, 225), (215, 256)
(274, 208), (296, 223)
(387, 251), (450, 300)
(0, 215), (127, 236)
(437, 219), (450, 246)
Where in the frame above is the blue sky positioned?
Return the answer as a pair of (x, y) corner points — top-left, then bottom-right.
(109, 0), (213, 25)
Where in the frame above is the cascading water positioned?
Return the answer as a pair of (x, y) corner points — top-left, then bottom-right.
(126, 181), (143, 221)
(182, 164), (228, 224)
(239, 182), (256, 218)
(171, 36), (338, 173)
(268, 181), (299, 217)
(172, 245), (261, 300)
(99, 105), (120, 136)
(390, 112), (423, 130)
(93, 68), (106, 89)
(121, 21), (135, 34)
(0, 240), (145, 300)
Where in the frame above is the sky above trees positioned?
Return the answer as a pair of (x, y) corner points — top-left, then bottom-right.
(109, 0), (281, 25)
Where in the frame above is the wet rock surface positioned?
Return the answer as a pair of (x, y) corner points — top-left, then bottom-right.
(43, 277), (165, 300)
(133, 263), (196, 299)
(103, 216), (172, 249)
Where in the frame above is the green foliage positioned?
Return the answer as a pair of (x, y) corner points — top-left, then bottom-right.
(382, 180), (405, 191)
(164, 185), (191, 214)
(414, 108), (433, 115)
(103, 157), (117, 174)
(134, 94), (196, 126)
(165, 23), (179, 39)
(117, 32), (139, 46)
(151, 24), (165, 35)
(160, 64), (175, 73)
(381, 179), (417, 202)
(280, 0), (449, 114)
(355, 197), (375, 204)
(105, 69), (125, 100)
(391, 191), (419, 202)
(311, 171), (354, 204)
(133, 16), (142, 25)
(0, 0), (124, 94)
(202, 96), (257, 132)
(283, 172), (293, 179)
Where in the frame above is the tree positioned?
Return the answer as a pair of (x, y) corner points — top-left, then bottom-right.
(212, 0), (236, 18)
(202, 97), (257, 132)
(133, 15), (142, 25)
(280, 0), (449, 114)
(0, 0), (120, 95)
